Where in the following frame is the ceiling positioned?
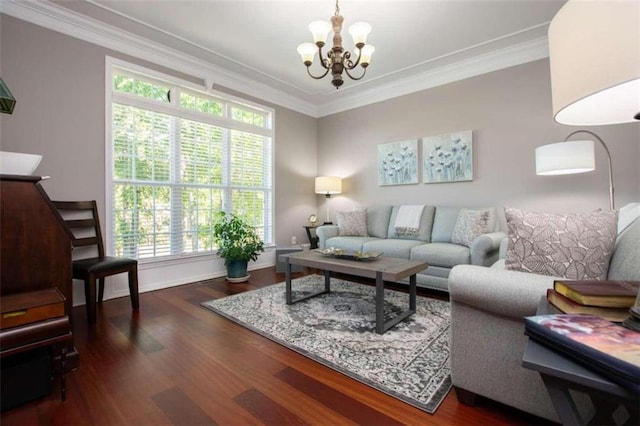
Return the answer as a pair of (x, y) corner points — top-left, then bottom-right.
(6, 0), (566, 116)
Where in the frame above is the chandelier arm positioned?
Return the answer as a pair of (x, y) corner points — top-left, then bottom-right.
(344, 66), (367, 81)
(317, 45), (331, 70)
(563, 130), (615, 210)
(343, 49), (362, 70)
(306, 65), (331, 80)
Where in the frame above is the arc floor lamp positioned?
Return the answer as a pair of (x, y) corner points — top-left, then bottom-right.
(536, 0), (639, 211)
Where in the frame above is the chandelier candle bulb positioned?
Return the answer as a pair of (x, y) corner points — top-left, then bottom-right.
(348, 22), (372, 47)
(309, 20), (332, 46)
(297, 43), (317, 65)
(360, 45), (375, 66)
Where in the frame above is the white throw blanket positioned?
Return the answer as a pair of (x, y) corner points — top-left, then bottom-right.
(394, 205), (425, 236)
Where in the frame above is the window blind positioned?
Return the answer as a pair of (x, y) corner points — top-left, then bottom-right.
(109, 65), (273, 260)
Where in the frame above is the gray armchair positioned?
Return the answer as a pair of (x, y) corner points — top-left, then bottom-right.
(448, 216), (640, 421)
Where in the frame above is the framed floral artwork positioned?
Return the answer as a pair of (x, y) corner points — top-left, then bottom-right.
(377, 140), (419, 186)
(423, 130), (473, 183)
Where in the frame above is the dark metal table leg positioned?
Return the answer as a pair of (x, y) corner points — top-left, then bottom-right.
(286, 262), (331, 305)
(375, 273), (417, 335)
(285, 258), (293, 305)
(409, 273), (417, 311)
(376, 271), (385, 334)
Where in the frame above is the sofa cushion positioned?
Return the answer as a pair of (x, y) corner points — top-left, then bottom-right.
(504, 207), (618, 280)
(362, 239), (424, 259)
(411, 242), (471, 268)
(452, 208), (491, 247)
(325, 236), (379, 252)
(386, 205), (435, 242)
(431, 207), (461, 243)
(366, 206), (393, 238)
(336, 210), (368, 236)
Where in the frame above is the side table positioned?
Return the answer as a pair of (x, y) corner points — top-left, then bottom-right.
(522, 297), (639, 425)
(303, 226), (319, 249)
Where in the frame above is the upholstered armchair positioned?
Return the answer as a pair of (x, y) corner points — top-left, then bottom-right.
(448, 212), (640, 421)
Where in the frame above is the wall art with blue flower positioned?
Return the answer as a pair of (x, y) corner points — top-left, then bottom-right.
(422, 130), (473, 184)
(377, 140), (419, 186)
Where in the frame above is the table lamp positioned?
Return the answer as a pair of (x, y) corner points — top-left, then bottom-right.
(315, 176), (342, 224)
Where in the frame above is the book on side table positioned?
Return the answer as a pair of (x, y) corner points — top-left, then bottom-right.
(546, 289), (631, 322)
(553, 280), (640, 308)
(524, 313), (640, 394)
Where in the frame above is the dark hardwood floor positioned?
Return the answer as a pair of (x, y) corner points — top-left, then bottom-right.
(1, 267), (550, 425)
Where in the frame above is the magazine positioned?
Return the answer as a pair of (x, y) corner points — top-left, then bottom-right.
(525, 314), (640, 393)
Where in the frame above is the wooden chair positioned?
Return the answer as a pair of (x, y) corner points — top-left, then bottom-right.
(53, 201), (139, 324)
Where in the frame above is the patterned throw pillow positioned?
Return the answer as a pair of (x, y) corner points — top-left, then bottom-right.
(504, 207), (618, 280)
(336, 210), (368, 237)
(451, 208), (490, 247)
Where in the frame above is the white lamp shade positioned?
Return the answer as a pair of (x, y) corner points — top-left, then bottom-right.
(548, 0), (640, 125)
(315, 176), (342, 195)
(309, 20), (332, 45)
(360, 44), (375, 65)
(535, 140), (595, 175)
(348, 21), (372, 46)
(297, 43), (317, 64)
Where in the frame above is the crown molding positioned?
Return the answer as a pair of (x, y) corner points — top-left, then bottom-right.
(1, 0), (319, 117)
(317, 37), (549, 117)
(2, 0), (550, 119)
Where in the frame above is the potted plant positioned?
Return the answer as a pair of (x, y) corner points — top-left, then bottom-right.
(213, 211), (265, 282)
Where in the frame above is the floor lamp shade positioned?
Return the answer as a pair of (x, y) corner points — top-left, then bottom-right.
(548, 0), (640, 125)
(536, 130), (615, 210)
(535, 140), (595, 175)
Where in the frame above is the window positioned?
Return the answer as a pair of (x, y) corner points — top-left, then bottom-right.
(108, 64), (273, 260)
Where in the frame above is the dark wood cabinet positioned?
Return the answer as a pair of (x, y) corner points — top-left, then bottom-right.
(0, 176), (74, 311)
(0, 175), (79, 402)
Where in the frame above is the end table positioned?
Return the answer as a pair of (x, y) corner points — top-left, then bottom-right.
(522, 297), (639, 425)
(303, 226), (319, 249)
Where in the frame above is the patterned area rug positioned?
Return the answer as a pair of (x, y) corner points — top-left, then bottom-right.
(201, 275), (452, 413)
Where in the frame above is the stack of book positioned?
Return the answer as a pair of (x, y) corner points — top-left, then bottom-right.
(546, 280), (640, 323)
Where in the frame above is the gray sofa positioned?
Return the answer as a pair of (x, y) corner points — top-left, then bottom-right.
(448, 215), (640, 422)
(315, 205), (506, 292)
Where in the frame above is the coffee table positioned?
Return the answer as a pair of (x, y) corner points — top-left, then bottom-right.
(280, 250), (428, 334)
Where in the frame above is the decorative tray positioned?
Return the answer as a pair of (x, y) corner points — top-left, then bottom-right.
(318, 248), (383, 261)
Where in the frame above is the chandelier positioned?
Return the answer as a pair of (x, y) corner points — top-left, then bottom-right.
(296, 0), (375, 89)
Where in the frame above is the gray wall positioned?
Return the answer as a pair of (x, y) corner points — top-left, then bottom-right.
(0, 15), (318, 247)
(1, 14), (638, 295)
(317, 59), (639, 221)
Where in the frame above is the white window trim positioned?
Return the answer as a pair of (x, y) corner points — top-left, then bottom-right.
(105, 56), (275, 264)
